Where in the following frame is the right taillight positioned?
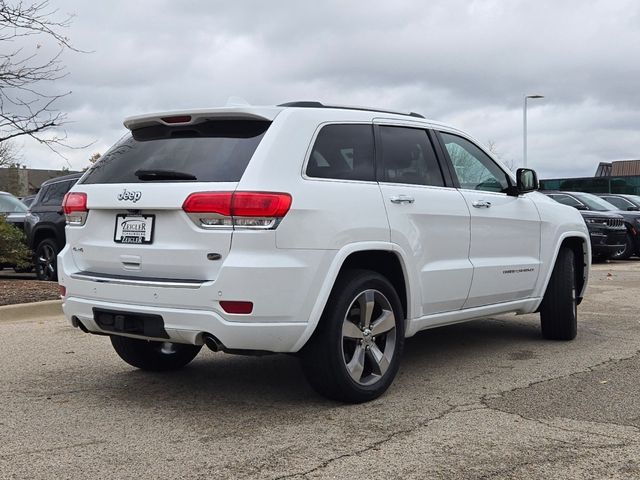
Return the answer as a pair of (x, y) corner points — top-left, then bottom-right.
(182, 191), (292, 230)
(62, 192), (88, 226)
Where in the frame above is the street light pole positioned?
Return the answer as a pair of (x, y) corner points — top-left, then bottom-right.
(523, 94), (544, 168)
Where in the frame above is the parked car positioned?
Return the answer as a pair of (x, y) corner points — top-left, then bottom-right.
(24, 173), (82, 281)
(542, 191), (625, 260)
(58, 102), (590, 402)
(0, 191), (28, 231)
(598, 193), (640, 211)
(19, 195), (37, 209)
(543, 190), (640, 260)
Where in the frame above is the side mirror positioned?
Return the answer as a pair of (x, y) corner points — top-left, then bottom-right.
(627, 206), (640, 211)
(516, 168), (539, 194)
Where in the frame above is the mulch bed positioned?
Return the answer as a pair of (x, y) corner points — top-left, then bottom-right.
(0, 279), (60, 306)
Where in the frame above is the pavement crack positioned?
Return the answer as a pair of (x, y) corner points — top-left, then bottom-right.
(477, 442), (635, 480)
(271, 403), (463, 480)
(484, 349), (640, 400)
(0, 440), (107, 460)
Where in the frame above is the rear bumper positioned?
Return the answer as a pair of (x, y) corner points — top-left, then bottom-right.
(63, 297), (307, 352)
(58, 243), (335, 353)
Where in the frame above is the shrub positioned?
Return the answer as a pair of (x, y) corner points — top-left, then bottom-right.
(0, 216), (31, 268)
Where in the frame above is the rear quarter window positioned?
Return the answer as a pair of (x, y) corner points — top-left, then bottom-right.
(39, 180), (76, 206)
(80, 120), (270, 184)
(306, 124), (375, 181)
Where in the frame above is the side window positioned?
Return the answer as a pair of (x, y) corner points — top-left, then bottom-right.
(602, 196), (632, 210)
(306, 124), (375, 181)
(40, 180), (74, 206)
(549, 194), (583, 208)
(439, 132), (510, 193)
(379, 126), (444, 187)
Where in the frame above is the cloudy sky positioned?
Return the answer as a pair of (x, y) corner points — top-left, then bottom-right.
(10, 0), (640, 179)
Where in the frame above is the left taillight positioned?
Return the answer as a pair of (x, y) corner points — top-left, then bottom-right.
(182, 191), (292, 230)
(62, 192), (88, 226)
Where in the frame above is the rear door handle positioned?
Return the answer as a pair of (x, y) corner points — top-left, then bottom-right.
(390, 195), (415, 204)
(472, 200), (492, 208)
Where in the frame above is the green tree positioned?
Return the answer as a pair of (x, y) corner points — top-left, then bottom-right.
(0, 216), (31, 268)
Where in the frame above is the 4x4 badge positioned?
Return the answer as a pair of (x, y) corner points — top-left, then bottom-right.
(118, 188), (142, 202)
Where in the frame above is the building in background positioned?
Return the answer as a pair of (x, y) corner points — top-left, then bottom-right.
(541, 159), (640, 194)
(0, 167), (80, 196)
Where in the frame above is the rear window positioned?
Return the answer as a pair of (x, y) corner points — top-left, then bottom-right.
(80, 120), (270, 184)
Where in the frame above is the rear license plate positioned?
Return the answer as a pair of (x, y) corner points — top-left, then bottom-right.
(114, 214), (155, 244)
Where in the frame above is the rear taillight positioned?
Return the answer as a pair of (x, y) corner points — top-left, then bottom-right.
(62, 192), (88, 226)
(182, 191), (292, 230)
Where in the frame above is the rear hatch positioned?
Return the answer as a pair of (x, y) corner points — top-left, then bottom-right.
(66, 117), (271, 281)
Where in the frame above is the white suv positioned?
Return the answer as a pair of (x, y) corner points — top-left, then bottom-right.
(59, 102), (590, 402)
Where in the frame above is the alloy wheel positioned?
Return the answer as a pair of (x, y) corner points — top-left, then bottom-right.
(341, 289), (397, 386)
(37, 244), (57, 281)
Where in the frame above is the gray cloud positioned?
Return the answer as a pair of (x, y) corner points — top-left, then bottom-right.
(14, 0), (640, 179)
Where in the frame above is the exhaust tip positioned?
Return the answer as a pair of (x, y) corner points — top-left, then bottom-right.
(203, 334), (223, 352)
(72, 316), (89, 333)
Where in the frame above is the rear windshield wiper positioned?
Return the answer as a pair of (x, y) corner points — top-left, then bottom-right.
(134, 169), (197, 181)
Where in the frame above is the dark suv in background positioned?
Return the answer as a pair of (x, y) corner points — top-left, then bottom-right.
(25, 173), (82, 280)
(543, 191), (637, 260)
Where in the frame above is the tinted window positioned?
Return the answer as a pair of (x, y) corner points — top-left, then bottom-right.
(573, 192), (617, 211)
(601, 196), (634, 210)
(80, 120), (270, 184)
(549, 194), (583, 208)
(379, 126), (444, 187)
(439, 132), (509, 192)
(306, 124), (374, 181)
(40, 180), (75, 206)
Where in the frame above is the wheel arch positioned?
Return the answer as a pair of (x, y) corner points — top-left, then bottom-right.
(292, 242), (412, 351)
(536, 233), (590, 311)
(31, 225), (63, 251)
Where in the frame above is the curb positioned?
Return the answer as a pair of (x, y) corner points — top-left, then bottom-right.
(0, 299), (63, 323)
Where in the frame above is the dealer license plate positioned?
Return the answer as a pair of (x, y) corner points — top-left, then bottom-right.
(114, 214), (155, 244)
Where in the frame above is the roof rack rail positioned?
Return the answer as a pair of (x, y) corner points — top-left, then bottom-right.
(277, 101), (425, 119)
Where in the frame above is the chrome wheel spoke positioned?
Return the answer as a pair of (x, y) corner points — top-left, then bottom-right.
(47, 264), (55, 274)
(346, 344), (366, 382)
(367, 343), (390, 376)
(342, 320), (363, 339)
(370, 309), (395, 336)
(359, 290), (375, 328)
(341, 288), (397, 386)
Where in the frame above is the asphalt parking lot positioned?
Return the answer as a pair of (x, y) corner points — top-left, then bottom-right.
(1, 260), (640, 479)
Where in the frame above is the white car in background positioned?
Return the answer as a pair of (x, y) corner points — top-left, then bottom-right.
(58, 102), (590, 402)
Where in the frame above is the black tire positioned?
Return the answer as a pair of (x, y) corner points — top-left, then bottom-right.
(34, 238), (59, 281)
(610, 232), (634, 260)
(301, 269), (405, 403)
(540, 247), (577, 340)
(110, 335), (202, 371)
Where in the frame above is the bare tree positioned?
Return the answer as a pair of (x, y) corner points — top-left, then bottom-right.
(486, 139), (516, 171)
(0, 0), (80, 152)
(0, 138), (21, 166)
